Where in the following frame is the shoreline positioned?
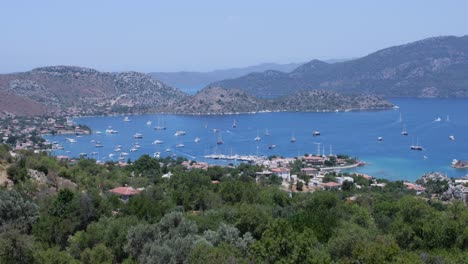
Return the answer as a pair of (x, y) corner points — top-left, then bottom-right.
(320, 163), (364, 171)
(71, 105), (397, 120)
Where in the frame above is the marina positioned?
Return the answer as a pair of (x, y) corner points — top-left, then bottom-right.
(44, 98), (468, 181)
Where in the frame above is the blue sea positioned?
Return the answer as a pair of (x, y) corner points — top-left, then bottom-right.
(45, 98), (468, 181)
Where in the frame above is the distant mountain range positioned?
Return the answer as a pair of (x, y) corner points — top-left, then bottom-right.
(2, 35), (467, 116)
(0, 66), (391, 116)
(211, 36), (468, 98)
(149, 63), (302, 93)
(149, 59), (351, 93)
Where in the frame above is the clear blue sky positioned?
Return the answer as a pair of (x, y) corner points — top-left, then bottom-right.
(1, 0), (467, 73)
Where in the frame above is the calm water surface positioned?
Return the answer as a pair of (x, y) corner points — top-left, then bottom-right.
(45, 98), (468, 181)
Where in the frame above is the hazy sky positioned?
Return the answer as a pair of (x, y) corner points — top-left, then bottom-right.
(2, 0), (467, 73)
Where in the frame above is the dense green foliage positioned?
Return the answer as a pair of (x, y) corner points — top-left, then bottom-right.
(0, 149), (467, 263)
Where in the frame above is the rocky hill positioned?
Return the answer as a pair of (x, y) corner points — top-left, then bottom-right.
(0, 66), (392, 116)
(172, 87), (393, 114)
(0, 66), (187, 115)
(211, 36), (468, 98)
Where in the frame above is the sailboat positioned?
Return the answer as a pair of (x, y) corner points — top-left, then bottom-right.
(290, 132), (296, 143)
(398, 112), (402, 123)
(264, 128), (270, 136)
(410, 137), (423, 151)
(254, 130), (261, 141)
(217, 133), (224, 145)
(446, 115), (450, 122)
(401, 124), (408, 136)
(232, 119), (237, 128)
(154, 117), (166, 130)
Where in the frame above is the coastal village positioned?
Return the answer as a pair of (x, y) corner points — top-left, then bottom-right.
(1, 111), (468, 205)
(0, 112), (90, 152)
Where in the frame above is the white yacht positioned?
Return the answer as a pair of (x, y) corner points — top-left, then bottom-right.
(153, 152), (161, 158)
(146, 121), (152, 126)
(434, 117), (442, 122)
(66, 138), (77, 143)
(313, 131), (321, 136)
(134, 133), (143, 139)
(130, 147), (138, 152)
(153, 140), (164, 144)
(176, 143), (184, 148)
(105, 129), (118, 134)
(123, 116), (131, 122)
(174, 130), (186, 136)
(410, 137), (423, 151)
(194, 137), (201, 143)
(254, 129), (261, 141)
(165, 148), (171, 152)
(95, 131), (102, 135)
(449, 135), (455, 141)
(377, 136), (383, 141)
(95, 142), (103, 148)
(120, 152), (129, 156)
(401, 125), (408, 136)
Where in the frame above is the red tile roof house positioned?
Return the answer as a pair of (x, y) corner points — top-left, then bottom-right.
(271, 167), (291, 181)
(109, 186), (142, 201)
(404, 182), (426, 194)
(322, 181), (341, 190)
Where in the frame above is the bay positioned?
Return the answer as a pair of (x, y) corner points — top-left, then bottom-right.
(45, 98), (468, 181)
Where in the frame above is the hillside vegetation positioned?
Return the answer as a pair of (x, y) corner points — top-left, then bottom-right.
(0, 148), (467, 263)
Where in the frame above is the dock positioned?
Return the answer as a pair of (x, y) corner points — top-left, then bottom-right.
(204, 154), (266, 163)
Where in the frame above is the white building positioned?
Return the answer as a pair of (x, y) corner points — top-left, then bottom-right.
(271, 167), (291, 181)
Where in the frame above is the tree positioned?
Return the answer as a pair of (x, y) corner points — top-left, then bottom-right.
(0, 227), (34, 264)
(0, 190), (39, 231)
(6, 165), (28, 184)
(296, 181), (304, 191)
(189, 242), (249, 264)
(291, 191), (340, 242)
(169, 170), (212, 211)
(34, 247), (78, 264)
(80, 244), (114, 264)
(125, 212), (202, 264)
(235, 204), (271, 240)
(250, 220), (331, 263)
(203, 223), (254, 253)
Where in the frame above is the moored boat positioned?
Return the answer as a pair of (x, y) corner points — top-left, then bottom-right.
(175, 130), (186, 136)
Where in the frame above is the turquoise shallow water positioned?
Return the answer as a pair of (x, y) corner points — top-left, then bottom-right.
(45, 98), (468, 181)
